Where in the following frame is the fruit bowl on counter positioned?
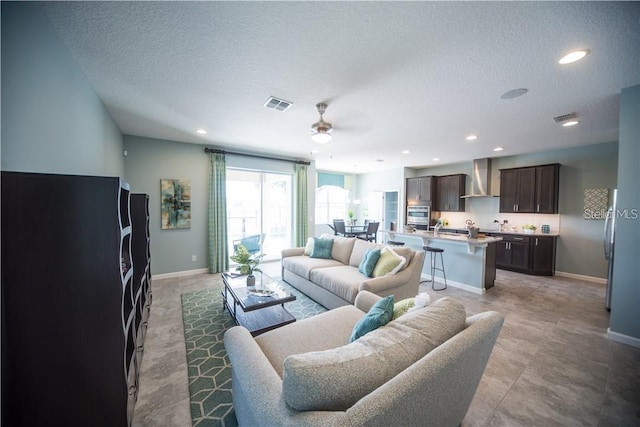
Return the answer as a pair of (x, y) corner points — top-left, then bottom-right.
(522, 225), (537, 234)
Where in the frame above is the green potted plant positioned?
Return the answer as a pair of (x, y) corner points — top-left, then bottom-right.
(348, 210), (356, 225)
(230, 244), (263, 287)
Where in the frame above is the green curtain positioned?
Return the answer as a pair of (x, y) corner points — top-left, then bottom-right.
(208, 152), (229, 273)
(294, 163), (308, 247)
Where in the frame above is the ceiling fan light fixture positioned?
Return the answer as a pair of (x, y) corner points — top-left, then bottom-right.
(311, 131), (332, 144)
(310, 102), (333, 143)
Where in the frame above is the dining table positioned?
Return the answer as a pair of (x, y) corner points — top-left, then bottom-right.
(344, 224), (367, 237)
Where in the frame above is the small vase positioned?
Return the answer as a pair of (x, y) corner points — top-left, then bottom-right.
(246, 275), (256, 288)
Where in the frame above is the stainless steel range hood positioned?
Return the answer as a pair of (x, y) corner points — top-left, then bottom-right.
(461, 158), (499, 198)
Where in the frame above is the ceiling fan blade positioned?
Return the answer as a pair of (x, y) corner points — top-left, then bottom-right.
(332, 111), (373, 136)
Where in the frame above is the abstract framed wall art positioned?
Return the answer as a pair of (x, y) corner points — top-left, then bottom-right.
(161, 179), (192, 229)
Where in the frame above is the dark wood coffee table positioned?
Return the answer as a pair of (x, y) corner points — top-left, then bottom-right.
(222, 271), (296, 336)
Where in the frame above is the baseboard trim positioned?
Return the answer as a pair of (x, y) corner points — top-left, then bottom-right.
(555, 271), (606, 285)
(607, 328), (640, 348)
(153, 268), (209, 280)
(420, 275), (485, 294)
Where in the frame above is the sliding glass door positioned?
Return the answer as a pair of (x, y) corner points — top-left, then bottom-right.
(226, 169), (292, 263)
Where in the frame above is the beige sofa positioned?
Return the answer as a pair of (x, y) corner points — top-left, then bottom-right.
(224, 291), (504, 427)
(281, 235), (425, 309)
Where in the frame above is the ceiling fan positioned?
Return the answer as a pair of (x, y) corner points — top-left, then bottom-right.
(310, 103), (333, 143)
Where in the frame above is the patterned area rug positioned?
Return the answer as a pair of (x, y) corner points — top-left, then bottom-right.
(181, 277), (327, 427)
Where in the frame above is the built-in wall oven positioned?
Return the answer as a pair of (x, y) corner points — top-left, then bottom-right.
(407, 206), (431, 230)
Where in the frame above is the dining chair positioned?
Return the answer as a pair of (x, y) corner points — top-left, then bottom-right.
(358, 221), (380, 242)
(333, 219), (347, 236)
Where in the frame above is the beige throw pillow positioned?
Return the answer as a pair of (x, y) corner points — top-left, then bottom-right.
(303, 237), (314, 255)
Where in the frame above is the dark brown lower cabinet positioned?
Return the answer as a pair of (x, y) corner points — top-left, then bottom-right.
(530, 236), (557, 275)
(496, 235), (530, 271)
(493, 233), (556, 276)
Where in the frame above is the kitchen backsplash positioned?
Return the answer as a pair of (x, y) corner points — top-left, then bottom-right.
(433, 197), (561, 234)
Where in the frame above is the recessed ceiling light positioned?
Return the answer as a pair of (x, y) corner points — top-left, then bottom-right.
(562, 120), (580, 127)
(196, 129), (207, 135)
(466, 135), (478, 141)
(501, 88), (528, 99)
(402, 150), (411, 154)
(376, 159), (384, 163)
(493, 147), (504, 152)
(432, 157), (440, 161)
(559, 50), (589, 65)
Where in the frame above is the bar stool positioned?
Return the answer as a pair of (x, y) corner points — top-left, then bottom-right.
(422, 246), (447, 291)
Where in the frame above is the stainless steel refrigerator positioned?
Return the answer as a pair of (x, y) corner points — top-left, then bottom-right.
(604, 189), (617, 311)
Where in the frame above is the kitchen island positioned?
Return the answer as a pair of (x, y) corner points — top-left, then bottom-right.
(386, 230), (502, 294)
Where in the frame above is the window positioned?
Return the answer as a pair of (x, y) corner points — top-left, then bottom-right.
(315, 185), (350, 224)
(227, 169), (292, 262)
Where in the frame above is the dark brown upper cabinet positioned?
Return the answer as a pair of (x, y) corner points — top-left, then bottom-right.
(434, 174), (466, 212)
(499, 164), (560, 213)
(406, 176), (435, 206)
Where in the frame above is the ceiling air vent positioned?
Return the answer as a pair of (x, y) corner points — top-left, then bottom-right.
(263, 96), (293, 112)
(553, 112), (577, 123)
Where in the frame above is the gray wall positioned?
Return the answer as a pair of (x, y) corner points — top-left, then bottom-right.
(1, 2), (124, 176)
(123, 135), (316, 275)
(610, 85), (640, 342)
(123, 136), (209, 275)
(496, 143), (618, 279)
(357, 142), (618, 279)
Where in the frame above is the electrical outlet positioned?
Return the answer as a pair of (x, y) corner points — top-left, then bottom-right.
(192, 255), (197, 262)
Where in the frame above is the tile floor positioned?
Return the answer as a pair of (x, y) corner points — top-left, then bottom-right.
(132, 262), (640, 426)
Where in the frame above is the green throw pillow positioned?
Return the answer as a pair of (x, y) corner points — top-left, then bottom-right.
(358, 249), (381, 277)
(392, 298), (415, 320)
(349, 295), (395, 342)
(372, 246), (406, 277)
(310, 238), (333, 259)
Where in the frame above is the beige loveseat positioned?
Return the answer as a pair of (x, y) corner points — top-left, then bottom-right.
(224, 291), (504, 427)
(281, 235), (425, 309)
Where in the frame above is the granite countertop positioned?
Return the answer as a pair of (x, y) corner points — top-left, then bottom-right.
(436, 227), (560, 237)
(388, 230), (503, 245)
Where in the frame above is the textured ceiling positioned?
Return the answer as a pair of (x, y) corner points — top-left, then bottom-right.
(42, 1), (639, 173)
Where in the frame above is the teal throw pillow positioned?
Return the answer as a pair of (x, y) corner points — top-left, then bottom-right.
(358, 249), (381, 277)
(310, 238), (333, 259)
(349, 295), (395, 342)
